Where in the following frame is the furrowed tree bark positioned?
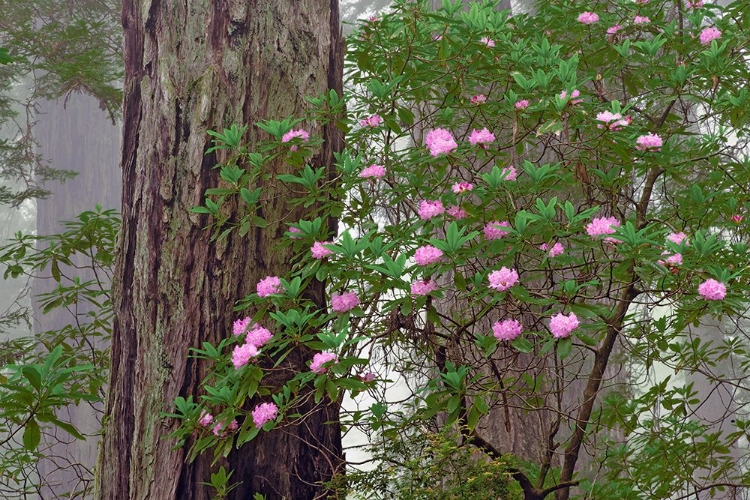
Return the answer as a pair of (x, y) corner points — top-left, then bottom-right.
(95, 1), (344, 499)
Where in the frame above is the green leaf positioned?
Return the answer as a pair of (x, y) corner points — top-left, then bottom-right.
(21, 366), (42, 391)
(511, 337), (533, 353)
(557, 337), (573, 359)
(23, 419), (41, 451)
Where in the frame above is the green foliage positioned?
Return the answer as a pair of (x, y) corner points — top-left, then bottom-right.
(341, 424), (523, 500)
(173, 0), (750, 497)
(0, 205), (117, 495)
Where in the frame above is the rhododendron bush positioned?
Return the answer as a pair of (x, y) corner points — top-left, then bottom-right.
(170, 0), (750, 498)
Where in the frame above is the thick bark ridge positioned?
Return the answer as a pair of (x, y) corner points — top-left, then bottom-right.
(96, 1), (344, 499)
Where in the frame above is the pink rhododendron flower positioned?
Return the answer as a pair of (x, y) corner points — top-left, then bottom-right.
(484, 220), (511, 240)
(700, 27), (721, 45)
(732, 215), (744, 224)
(560, 89), (582, 105)
(246, 324), (273, 348)
(418, 200), (445, 220)
(252, 402), (278, 428)
(633, 15), (650, 24)
(414, 245), (444, 266)
(212, 419), (238, 437)
(687, 0), (703, 7)
(606, 25), (622, 35)
(586, 216), (620, 237)
(667, 232), (688, 245)
(549, 312), (580, 338)
(447, 205), (468, 219)
(481, 37), (495, 47)
(658, 252), (683, 267)
(469, 128), (496, 148)
(636, 133), (663, 151)
(233, 317), (252, 336)
(310, 352), (338, 374)
(288, 226), (303, 237)
(360, 114), (382, 127)
(281, 129), (309, 151)
(596, 111), (630, 130)
(578, 12), (599, 24)
(198, 410), (213, 427)
(232, 342), (259, 369)
(360, 164), (386, 179)
(452, 182), (473, 194)
(488, 267), (519, 291)
(493, 318), (523, 341)
(425, 128), (458, 156)
(331, 291), (360, 313)
(411, 279), (438, 296)
(311, 241), (334, 259)
(501, 166), (518, 181)
(515, 100), (530, 110)
(548, 242), (565, 257)
(698, 279), (726, 300)
(471, 94), (487, 105)
(361, 372), (376, 383)
(257, 276), (282, 298)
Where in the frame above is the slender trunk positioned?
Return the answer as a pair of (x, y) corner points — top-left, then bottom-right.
(95, 1), (344, 499)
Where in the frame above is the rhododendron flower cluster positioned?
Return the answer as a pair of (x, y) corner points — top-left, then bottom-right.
(560, 89), (582, 105)
(281, 129), (309, 151)
(488, 267), (519, 291)
(331, 291), (360, 313)
(541, 242), (565, 258)
(687, 0), (703, 7)
(232, 342), (259, 369)
(411, 279), (438, 296)
(481, 37), (495, 47)
(578, 12), (599, 24)
(633, 16), (650, 24)
(658, 252), (683, 267)
(360, 114), (382, 127)
(418, 200), (445, 220)
(311, 241), (334, 259)
(233, 317), (252, 336)
(501, 166), (518, 180)
(698, 279), (726, 300)
(607, 25), (622, 35)
(484, 220), (511, 240)
(257, 276), (282, 298)
(586, 216), (620, 237)
(549, 312), (580, 338)
(360, 164), (386, 178)
(700, 27), (721, 45)
(252, 402), (279, 428)
(245, 324), (273, 348)
(636, 133), (663, 151)
(310, 352), (338, 374)
(471, 94), (486, 105)
(425, 128), (458, 156)
(493, 318), (523, 341)
(596, 111), (630, 130)
(414, 245), (444, 266)
(213, 419), (238, 437)
(667, 232), (688, 245)
(452, 182), (473, 194)
(469, 128), (496, 148)
(515, 100), (529, 109)
(198, 410), (213, 427)
(447, 205), (467, 219)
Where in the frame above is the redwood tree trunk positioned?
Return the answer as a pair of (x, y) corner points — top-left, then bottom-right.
(95, 1), (344, 499)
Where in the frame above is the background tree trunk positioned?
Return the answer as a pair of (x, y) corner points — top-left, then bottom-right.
(95, 1), (344, 499)
(33, 93), (120, 499)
